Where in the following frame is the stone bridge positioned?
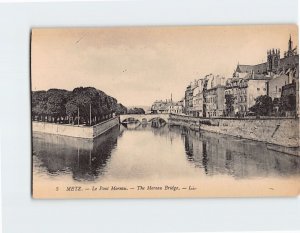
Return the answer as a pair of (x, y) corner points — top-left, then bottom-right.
(119, 114), (170, 123)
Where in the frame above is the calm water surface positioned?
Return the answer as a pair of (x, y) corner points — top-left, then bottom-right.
(32, 124), (300, 183)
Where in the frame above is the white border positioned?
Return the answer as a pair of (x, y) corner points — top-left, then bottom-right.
(0, 1), (299, 233)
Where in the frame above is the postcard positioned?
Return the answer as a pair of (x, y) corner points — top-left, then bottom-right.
(31, 25), (299, 198)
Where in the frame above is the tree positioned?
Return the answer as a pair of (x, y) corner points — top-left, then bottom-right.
(225, 94), (235, 116)
(32, 86), (127, 124)
(46, 91), (67, 119)
(115, 103), (127, 115)
(128, 108), (145, 114)
(279, 94), (296, 114)
(32, 91), (47, 120)
(66, 94), (91, 124)
(249, 95), (273, 116)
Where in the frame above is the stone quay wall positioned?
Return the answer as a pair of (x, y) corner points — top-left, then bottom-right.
(169, 114), (299, 148)
(32, 117), (119, 139)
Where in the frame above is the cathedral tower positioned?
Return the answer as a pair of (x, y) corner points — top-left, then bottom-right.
(267, 48), (280, 73)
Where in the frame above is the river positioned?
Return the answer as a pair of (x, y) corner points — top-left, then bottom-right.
(32, 123), (300, 198)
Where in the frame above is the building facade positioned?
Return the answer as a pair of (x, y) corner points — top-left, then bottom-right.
(192, 78), (206, 117)
(151, 99), (184, 115)
(184, 84), (193, 115)
(267, 74), (290, 100)
(204, 85), (225, 117)
(225, 35), (299, 116)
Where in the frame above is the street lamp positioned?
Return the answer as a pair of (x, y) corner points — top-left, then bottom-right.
(77, 107), (80, 126)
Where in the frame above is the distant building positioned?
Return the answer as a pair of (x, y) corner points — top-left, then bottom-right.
(150, 100), (170, 114)
(227, 35), (299, 115)
(150, 97), (184, 115)
(234, 38), (298, 76)
(172, 102), (184, 115)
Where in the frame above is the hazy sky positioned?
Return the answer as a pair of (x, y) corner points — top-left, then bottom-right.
(31, 25), (298, 107)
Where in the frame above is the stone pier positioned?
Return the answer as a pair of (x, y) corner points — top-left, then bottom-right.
(32, 116), (120, 139)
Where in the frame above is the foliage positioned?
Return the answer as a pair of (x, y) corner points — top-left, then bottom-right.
(249, 95), (273, 116)
(32, 87), (127, 124)
(127, 107), (145, 114)
(46, 89), (68, 117)
(279, 94), (296, 113)
(225, 94), (235, 116)
(115, 103), (127, 115)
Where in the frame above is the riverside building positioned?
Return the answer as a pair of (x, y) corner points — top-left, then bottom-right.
(225, 35), (299, 116)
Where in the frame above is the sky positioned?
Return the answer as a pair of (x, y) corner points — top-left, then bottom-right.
(31, 25), (298, 107)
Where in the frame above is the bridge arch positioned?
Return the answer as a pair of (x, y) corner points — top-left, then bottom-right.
(119, 114), (169, 124)
(120, 117), (141, 124)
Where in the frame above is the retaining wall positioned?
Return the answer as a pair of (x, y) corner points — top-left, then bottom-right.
(32, 117), (119, 139)
(169, 115), (299, 147)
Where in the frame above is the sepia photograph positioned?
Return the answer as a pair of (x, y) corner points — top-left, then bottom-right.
(31, 25), (300, 198)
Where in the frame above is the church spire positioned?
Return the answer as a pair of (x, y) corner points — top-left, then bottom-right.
(285, 34), (297, 57)
(288, 34), (293, 52)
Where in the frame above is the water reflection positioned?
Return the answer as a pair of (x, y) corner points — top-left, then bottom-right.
(32, 124), (300, 183)
(33, 126), (119, 182)
(180, 127), (300, 178)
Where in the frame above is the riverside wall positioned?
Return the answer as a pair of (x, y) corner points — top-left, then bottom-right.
(32, 117), (119, 139)
(169, 114), (299, 148)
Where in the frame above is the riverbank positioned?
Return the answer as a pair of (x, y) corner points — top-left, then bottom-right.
(32, 116), (119, 139)
(169, 114), (299, 150)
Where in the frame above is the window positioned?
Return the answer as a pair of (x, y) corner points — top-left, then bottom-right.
(263, 88), (266, 91)
(279, 88), (281, 92)
(257, 88), (260, 91)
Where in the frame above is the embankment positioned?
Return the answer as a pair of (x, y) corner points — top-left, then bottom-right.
(32, 117), (119, 139)
(169, 114), (299, 148)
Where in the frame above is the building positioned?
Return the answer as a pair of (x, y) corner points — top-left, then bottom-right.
(192, 78), (206, 117)
(193, 91), (204, 117)
(235, 42), (298, 76)
(172, 102), (184, 115)
(204, 85), (225, 118)
(184, 84), (193, 115)
(226, 35), (299, 115)
(267, 74), (290, 100)
(150, 100), (169, 114)
(183, 74), (226, 117)
(225, 76), (248, 115)
(182, 35), (298, 117)
(226, 71), (271, 115)
(203, 75), (226, 117)
(246, 73), (271, 110)
(280, 82), (297, 116)
(150, 98), (184, 115)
